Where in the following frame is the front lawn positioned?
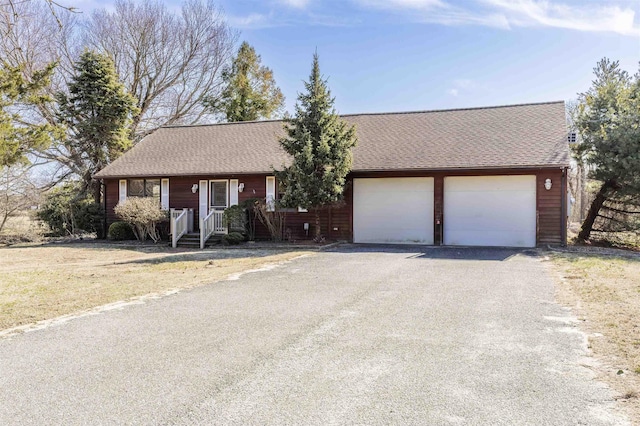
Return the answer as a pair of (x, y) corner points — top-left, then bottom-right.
(551, 251), (640, 419)
(0, 243), (311, 333)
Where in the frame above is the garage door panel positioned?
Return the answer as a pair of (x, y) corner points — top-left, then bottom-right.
(448, 179), (534, 192)
(445, 229), (535, 247)
(359, 226), (431, 244)
(445, 193), (536, 230)
(354, 178), (434, 244)
(444, 175), (536, 247)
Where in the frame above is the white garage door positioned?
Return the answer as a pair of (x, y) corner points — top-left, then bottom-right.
(353, 177), (434, 244)
(444, 175), (536, 247)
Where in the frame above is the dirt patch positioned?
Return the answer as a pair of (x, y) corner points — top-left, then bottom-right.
(0, 242), (312, 332)
(550, 251), (640, 423)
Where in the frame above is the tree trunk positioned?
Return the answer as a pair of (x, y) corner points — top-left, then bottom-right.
(92, 181), (101, 205)
(314, 210), (322, 242)
(577, 179), (617, 241)
(579, 164), (586, 222)
(92, 180), (106, 239)
(0, 212), (9, 234)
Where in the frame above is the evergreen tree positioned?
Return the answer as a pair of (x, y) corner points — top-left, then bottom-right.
(276, 53), (357, 240)
(206, 41), (284, 122)
(574, 58), (640, 241)
(0, 62), (57, 167)
(56, 50), (138, 204)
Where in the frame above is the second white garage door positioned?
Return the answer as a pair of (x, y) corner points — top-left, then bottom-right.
(444, 175), (537, 247)
(353, 177), (434, 244)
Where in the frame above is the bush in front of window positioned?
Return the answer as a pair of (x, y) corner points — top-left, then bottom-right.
(114, 197), (167, 243)
(107, 221), (135, 241)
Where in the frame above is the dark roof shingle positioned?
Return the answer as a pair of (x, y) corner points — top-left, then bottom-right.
(95, 101), (569, 178)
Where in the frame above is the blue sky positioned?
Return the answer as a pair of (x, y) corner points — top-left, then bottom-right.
(78, 0), (640, 115)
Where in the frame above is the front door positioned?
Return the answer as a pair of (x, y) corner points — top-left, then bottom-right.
(210, 180), (228, 211)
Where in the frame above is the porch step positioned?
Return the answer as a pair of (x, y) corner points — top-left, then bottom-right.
(172, 233), (223, 248)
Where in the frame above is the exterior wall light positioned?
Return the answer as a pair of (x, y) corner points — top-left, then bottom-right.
(238, 183), (245, 192)
(544, 179), (552, 190)
(191, 183), (198, 193)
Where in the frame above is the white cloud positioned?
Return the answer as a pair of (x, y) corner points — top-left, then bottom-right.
(356, 0), (445, 9)
(227, 11), (359, 29)
(279, 0), (311, 9)
(354, 0), (640, 36)
(227, 13), (272, 29)
(482, 0), (640, 36)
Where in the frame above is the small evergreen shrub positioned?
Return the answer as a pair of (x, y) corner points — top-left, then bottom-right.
(223, 205), (246, 233)
(107, 221), (135, 241)
(222, 232), (244, 245)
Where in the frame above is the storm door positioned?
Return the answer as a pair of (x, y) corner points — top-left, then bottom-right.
(210, 180), (228, 211)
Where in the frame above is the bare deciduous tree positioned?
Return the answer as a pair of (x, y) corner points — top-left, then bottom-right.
(0, 1), (79, 124)
(1, 0), (238, 193)
(1, 0), (77, 37)
(86, 0), (238, 139)
(0, 1), (78, 182)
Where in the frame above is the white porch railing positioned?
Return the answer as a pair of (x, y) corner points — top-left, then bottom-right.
(171, 209), (188, 248)
(200, 209), (227, 249)
(169, 208), (181, 236)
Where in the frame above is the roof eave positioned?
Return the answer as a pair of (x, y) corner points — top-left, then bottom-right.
(94, 170), (277, 179)
(95, 163), (570, 180)
(351, 164), (570, 173)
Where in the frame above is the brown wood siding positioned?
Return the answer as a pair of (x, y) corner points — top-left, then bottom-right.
(280, 205), (350, 241)
(102, 167), (566, 245)
(169, 177), (200, 222)
(537, 169), (564, 244)
(240, 175), (270, 239)
(239, 175), (267, 202)
(105, 179), (119, 225)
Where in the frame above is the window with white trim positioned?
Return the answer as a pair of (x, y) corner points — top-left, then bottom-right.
(127, 179), (161, 204)
(266, 176), (276, 212)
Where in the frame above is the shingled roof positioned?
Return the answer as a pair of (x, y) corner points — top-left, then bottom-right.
(95, 101), (569, 178)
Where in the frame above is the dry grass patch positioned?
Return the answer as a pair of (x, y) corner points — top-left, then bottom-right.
(0, 243), (312, 332)
(551, 252), (640, 421)
(0, 213), (45, 244)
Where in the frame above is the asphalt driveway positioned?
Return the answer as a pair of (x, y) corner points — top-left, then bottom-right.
(0, 246), (628, 425)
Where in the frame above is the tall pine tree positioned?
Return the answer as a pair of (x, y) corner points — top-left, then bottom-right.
(574, 58), (640, 241)
(56, 50), (138, 204)
(206, 41), (284, 122)
(276, 53), (357, 240)
(1, 62), (58, 167)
